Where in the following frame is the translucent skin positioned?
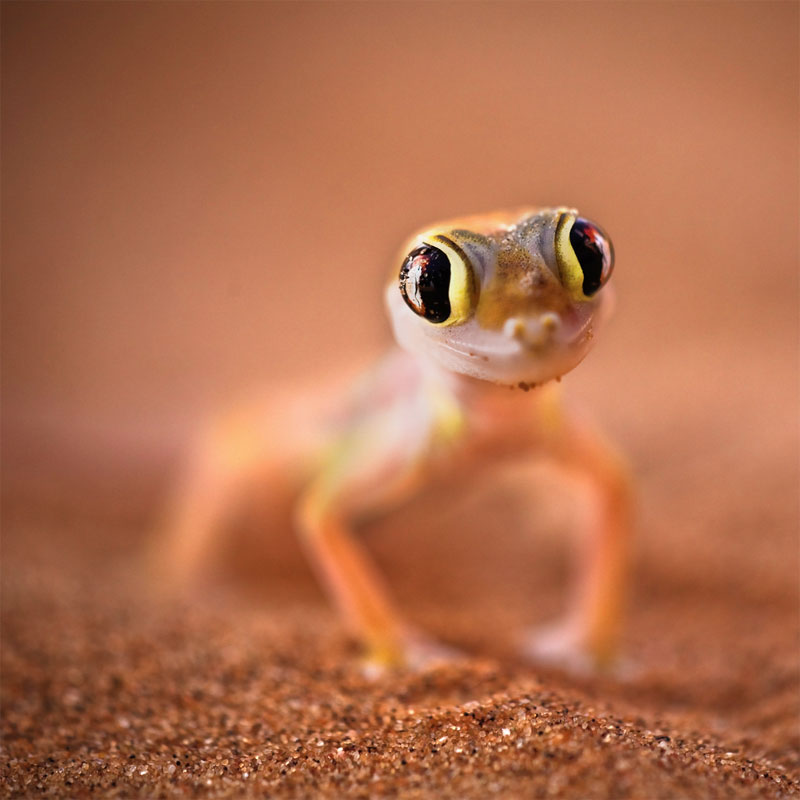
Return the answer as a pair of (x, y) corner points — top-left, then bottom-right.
(155, 207), (631, 675)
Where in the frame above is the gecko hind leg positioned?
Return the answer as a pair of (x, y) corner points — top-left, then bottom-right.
(148, 406), (301, 592)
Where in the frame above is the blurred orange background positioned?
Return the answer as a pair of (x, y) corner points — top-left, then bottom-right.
(2, 1), (797, 525)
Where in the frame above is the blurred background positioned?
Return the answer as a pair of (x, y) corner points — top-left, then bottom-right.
(3, 0), (797, 626)
(2, 0), (797, 605)
(2, 2), (798, 791)
(4, 1), (796, 511)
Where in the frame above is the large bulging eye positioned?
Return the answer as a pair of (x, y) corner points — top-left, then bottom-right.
(399, 245), (452, 323)
(399, 235), (477, 325)
(555, 214), (614, 299)
(569, 218), (614, 295)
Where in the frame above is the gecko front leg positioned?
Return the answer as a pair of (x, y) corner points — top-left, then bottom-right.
(523, 404), (633, 672)
(295, 401), (461, 672)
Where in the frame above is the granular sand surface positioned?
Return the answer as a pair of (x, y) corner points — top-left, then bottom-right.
(2, 406), (799, 800)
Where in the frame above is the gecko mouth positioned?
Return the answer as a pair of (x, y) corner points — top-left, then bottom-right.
(440, 305), (594, 362)
(387, 283), (612, 386)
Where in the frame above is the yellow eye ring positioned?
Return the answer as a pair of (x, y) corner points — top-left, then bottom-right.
(422, 233), (477, 326)
(554, 213), (614, 300)
(398, 232), (478, 326)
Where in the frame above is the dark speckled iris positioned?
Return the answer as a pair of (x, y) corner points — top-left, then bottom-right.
(569, 218), (613, 296)
(399, 245), (451, 323)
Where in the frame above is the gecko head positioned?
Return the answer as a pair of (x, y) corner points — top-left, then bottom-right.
(386, 207), (615, 387)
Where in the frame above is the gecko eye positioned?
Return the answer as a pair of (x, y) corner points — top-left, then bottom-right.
(399, 245), (451, 323)
(399, 236), (477, 326)
(554, 214), (614, 299)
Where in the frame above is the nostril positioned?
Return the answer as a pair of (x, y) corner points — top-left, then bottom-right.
(504, 318), (527, 341)
(540, 312), (560, 332)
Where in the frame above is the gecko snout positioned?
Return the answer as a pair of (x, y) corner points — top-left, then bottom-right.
(503, 312), (562, 350)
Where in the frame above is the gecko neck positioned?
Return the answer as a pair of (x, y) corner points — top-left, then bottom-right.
(417, 356), (555, 415)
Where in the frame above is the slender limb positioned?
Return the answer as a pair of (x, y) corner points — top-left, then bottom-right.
(295, 443), (433, 668)
(297, 496), (412, 666)
(530, 409), (633, 669)
(292, 388), (467, 671)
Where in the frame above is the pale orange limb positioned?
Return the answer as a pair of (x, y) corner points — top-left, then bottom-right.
(527, 412), (633, 671)
(296, 495), (412, 667)
(294, 426), (457, 671)
(149, 406), (299, 590)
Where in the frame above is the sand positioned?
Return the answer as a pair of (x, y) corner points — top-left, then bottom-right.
(2, 439), (798, 800)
